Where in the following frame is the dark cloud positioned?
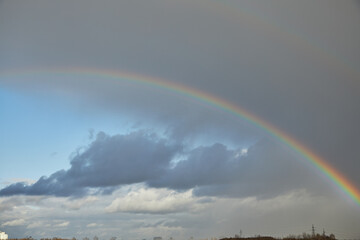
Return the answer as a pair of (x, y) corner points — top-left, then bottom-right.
(0, 131), (319, 199)
(1, 0), (360, 237)
(149, 139), (316, 199)
(149, 143), (240, 189)
(1, 0), (359, 190)
(0, 131), (180, 197)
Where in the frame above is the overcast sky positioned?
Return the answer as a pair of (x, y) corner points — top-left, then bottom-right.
(1, 1), (360, 239)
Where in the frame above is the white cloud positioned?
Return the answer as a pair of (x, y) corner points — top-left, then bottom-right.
(106, 188), (203, 214)
(2, 218), (26, 226)
(62, 196), (98, 210)
(0, 195), (45, 213)
(86, 223), (99, 227)
(54, 221), (70, 227)
(27, 221), (43, 229)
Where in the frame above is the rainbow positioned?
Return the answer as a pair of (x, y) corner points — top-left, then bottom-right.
(2, 68), (360, 206)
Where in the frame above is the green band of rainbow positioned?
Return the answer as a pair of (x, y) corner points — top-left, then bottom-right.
(2, 68), (360, 206)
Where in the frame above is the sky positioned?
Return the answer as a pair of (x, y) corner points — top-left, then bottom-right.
(0, 0), (360, 239)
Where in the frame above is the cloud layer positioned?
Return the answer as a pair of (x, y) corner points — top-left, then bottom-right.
(106, 188), (204, 214)
(1, 1), (359, 238)
(1, 0), (359, 187)
(0, 130), (316, 199)
(0, 131), (179, 197)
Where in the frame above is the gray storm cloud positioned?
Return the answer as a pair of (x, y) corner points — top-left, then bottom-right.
(1, 0), (359, 190)
(1, 1), (360, 237)
(0, 131), (180, 197)
(0, 130), (318, 199)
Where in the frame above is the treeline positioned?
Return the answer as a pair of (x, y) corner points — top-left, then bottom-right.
(283, 233), (336, 240)
(220, 234), (336, 240)
(9, 233), (337, 240)
(9, 238), (70, 240)
(221, 237), (275, 240)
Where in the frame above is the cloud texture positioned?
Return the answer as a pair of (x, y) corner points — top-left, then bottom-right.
(0, 130), (316, 199)
(0, 131), (179, 197)
(1, 0), (360, 238)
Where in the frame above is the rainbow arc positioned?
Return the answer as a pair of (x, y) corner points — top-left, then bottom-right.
(2, 68), (360, 206)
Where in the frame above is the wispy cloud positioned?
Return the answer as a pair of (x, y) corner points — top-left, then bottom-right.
(54, 221), (70, 227)
(2, 218), (26, 226)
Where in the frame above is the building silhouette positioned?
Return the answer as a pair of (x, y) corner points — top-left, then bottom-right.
(0, 231), (8, 240)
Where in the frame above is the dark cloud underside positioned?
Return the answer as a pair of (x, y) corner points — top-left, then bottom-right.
(0, 131), (317, 199)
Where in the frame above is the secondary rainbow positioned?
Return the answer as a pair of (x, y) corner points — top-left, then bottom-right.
(2, 68), (360, 206)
